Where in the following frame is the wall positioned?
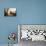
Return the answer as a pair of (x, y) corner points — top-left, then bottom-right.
(0, 0), (46, 44)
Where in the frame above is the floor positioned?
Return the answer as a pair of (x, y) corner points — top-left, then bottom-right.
(0, 44), (18, 46)
(0, 40), (46, 46)
(19, 40), (46, 46)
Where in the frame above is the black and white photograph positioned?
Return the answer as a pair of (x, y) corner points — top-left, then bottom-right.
(4, 8), (16, 16)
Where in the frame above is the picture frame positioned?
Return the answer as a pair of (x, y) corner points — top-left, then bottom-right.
(4, 8), (16, 16)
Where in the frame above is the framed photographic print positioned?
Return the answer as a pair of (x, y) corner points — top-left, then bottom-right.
(18, 24), (46, 41)
(4, 8), (16, 16)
